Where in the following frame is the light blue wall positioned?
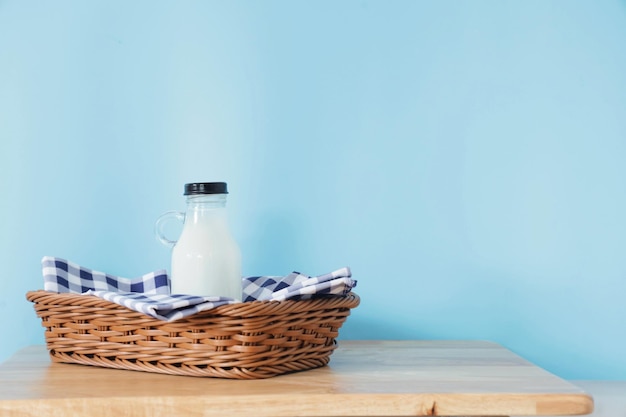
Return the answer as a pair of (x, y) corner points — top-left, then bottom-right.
(1, 1), (625, 380)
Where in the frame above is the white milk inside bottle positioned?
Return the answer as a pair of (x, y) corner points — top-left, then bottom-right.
(156, 182), (242, 300)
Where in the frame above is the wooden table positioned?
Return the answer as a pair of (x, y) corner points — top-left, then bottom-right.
(0, 340), (593, 417)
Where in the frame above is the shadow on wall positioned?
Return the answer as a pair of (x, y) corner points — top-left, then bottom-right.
(243, 209), (313, 276)
(340, 315), (430, 340)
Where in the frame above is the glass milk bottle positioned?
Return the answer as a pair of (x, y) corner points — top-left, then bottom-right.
(155, 182), (242, 300)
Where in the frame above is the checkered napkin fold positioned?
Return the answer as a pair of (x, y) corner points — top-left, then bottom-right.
(41, 256), (356, 322)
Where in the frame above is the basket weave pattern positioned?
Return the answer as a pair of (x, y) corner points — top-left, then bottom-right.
(26, 290), (359, 379)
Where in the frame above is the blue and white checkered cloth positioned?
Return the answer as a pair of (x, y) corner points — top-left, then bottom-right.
(41, 256), (356, 322)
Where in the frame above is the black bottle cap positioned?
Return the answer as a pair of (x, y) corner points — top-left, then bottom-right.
(184, 182), (228, 195)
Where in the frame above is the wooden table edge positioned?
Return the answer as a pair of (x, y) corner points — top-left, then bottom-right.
(0, 343), (596, 417)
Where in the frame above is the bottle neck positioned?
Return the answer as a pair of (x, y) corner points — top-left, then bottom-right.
(184, 194), (228, 224)
(185, 194), (227, 209)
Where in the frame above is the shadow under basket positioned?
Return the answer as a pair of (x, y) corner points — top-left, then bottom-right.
(26, 290), (360, 379)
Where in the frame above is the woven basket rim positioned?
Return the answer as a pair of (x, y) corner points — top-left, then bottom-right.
(26, 289), (360, 319)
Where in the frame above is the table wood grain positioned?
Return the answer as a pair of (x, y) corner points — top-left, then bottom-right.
(0, 340), (593, 417)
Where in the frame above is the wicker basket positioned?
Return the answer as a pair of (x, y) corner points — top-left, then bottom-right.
(26, 290), (359, 379)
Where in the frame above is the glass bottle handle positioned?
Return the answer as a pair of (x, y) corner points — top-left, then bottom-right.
(155, 211), (185, 249)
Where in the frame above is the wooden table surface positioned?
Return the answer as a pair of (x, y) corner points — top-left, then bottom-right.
(0, 340), (593, 417)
